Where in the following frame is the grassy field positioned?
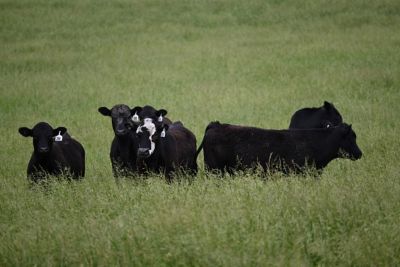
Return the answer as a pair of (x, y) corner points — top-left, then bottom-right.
(1, 0), (400, 265)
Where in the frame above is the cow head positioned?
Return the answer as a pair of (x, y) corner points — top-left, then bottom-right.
(19, 122), (67, 154)
(321, 101), (343, 128)
(337, 123), (362, 160)
(98, 104), (137, 136)
(132, 105), (167, 124)
(136, 118), (168, 159)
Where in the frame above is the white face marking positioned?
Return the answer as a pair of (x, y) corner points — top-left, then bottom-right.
(136, 119), (156, 155)
(149, 140), (156, 155)
(144, 118), (153, 125)
(158, 115), (163, 122)
(136, 119), (156, 134)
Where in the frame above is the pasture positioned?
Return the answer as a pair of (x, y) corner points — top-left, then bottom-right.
(1, 0), (400, 265)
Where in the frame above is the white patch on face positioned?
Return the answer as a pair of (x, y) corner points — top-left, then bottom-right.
(136, 119), (156, 155)
(144, 118), (153, 125)
(149, 140), (156, 155)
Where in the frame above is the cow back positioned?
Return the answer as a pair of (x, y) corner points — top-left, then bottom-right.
(167, 124), (196, 165)
(289, 101), (343, 129)
(53, 136), (85, 177)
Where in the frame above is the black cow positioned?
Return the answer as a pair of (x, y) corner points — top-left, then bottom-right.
(18, 122), (85, 182)
(98, 104), (141, 177)
(198, 121), (362, 174)
(289, 101), (343, 129)
(135, 118), (197, 182)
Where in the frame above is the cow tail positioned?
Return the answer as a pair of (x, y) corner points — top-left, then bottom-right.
(195, 139), (204, 159)
(195, 121), (220, 159)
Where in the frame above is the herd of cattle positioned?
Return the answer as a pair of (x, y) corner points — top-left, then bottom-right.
(18, 101), (362, 183)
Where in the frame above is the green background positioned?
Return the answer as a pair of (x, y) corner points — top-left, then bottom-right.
(1, 0), (399, 265)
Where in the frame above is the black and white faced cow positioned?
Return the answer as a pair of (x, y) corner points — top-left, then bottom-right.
(98, 104), (141, 178)
(199, 121), (362, 174)
(18, 122), (85, 182)
(135, 118), (197, 181)
(289, 101), (343, 129)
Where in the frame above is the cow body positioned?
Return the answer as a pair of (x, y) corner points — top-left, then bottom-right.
(98, 104), (140, 178)
(19, 122), (85, 182)
(289, 101), (343, 129)
(200, 121), (362, 174)
(136, 120), (197, 181)
(108, 131), (138, 177)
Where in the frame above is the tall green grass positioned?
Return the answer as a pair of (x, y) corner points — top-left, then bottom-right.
(1, 0), (400, 265)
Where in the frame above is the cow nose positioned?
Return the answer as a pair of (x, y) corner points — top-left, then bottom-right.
(39, 146), (49, 153)
(351, 150), (362, 161)
(116, 129), (127, 135)
(137, 148), (150, 157)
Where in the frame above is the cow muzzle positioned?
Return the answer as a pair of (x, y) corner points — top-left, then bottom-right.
(115, 128), (128, 136)
(38, 146), (50, 153)
(137, 148), (151, 158)
(351, 150), (362, 160)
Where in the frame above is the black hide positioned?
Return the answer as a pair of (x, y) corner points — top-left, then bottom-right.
(98, 104), (139, 178)
(19, 122), (85, 182)
(289, 101), (343, 129)
(136, 121), (197, 182)
(199, 121), (362, 174)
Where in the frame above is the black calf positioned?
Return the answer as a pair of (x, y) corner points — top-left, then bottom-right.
(19, 122), (85, 182)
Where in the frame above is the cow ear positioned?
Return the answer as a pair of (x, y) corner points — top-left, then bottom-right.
(156, 109), (167, 122)
(19, 127), (33, 137)
(131, 106), (142, 123)
(156, 124), (169, 133)
(340, 124), (352, 136)
(98, 107), (111, 116)
(131, 106), (142, 114)
(347, 124), (353, 134)
(156, 109), (167, 117)
(160, 124), (169, 138)
(323, 101), (334, 110)
(53, 127), (67, 136)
